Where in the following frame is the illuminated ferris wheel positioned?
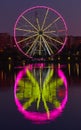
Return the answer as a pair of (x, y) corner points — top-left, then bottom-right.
(14, 6), (67, 59)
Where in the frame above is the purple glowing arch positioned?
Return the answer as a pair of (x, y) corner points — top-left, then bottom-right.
(14, 6), (67, 59)
(14, 64), (68, 124)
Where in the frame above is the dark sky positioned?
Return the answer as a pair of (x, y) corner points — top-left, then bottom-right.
(0, 0), (81, 36)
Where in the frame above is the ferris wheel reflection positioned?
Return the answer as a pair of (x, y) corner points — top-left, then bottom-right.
(14, 63), (68, 124)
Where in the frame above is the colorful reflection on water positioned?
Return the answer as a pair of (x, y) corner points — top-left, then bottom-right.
(14, 63), (68, 124)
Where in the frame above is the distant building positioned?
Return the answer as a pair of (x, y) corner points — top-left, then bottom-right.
(0, 33), (81, 57)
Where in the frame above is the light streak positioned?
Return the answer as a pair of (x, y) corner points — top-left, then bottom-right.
(43, 34), (63, 45)
(17, 34), (37, 44)
(41, 36), (51, 55)
(16, 27), (37, 33)
(41, 8), (49, 30)
(43, 17), (60, 31)
(26, 36), (39, 54)
(42, 35), (54, 54)
(22, 15), (38, 31)
(44, 30), (56, 34)
(39, 36), (42, 55)
(36, 18), (40, 30)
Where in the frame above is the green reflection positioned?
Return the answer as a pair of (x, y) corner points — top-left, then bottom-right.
(16, 68), (63, 118)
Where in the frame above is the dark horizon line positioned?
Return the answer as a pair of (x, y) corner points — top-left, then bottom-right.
(0, 32), (81, 37)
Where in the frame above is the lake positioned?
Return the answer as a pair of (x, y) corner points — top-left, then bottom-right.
(0, 62), (81, 130)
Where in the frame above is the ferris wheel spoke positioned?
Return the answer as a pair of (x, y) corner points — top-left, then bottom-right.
(43, 34), (63, 45)
(23, 32), (31, 37)
(22, 15), (38, 31)
(44, 31), (59, 39)
(38, 36), (42, 55)
(42, 36), (51, 55)
(23, 42), (31, 48)
(17, 34), (38, 44)
(39, 36), (45, 55)
(39, 37), (45, 51)
(41, 36), (53, 55)
(36, 18), (40, 30)
(26, 36), (39, 54)
(41, 8), (49, 30)
(42, 36), (54, 54)
(44, 31), (63, 44)
(44, 30), (57, 36)
(29, 37), (40, 55)
(58, 29), (66, 33)
(46, 37), (59, 50)
(29, 44), (37, 55)
(43, 17), (60, 31)
(44, 30), (56, 34)
(16, 27), (37, 33)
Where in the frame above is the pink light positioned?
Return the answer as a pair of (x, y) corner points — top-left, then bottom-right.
(14, 64), (68, 124)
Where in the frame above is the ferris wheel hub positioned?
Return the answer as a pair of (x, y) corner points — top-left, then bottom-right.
(39, 30), (43, 35)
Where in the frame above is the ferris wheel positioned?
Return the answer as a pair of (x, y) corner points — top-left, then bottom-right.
(14, 6), (67, 59)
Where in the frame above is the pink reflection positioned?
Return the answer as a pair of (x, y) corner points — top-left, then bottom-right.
(14, 64), (68, 124)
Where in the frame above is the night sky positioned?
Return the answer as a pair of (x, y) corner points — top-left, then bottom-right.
(0, 0), (81, 36)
